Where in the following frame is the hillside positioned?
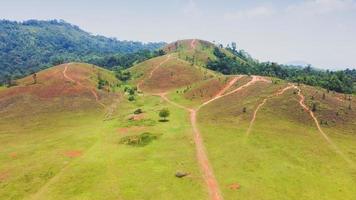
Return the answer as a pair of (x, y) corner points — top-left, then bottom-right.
(0, 19), (165, 84)
(0, 39), (355, 200)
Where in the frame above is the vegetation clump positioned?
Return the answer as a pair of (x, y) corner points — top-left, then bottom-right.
(134, 108), (143, 114)
(159, 108), (170, 122)
(120, 132), (159, 147)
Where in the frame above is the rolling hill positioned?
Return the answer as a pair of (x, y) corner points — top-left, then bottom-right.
(0, 39), (355, 200)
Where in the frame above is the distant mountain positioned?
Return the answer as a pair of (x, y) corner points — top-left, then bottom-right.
(0, 19), (165, 84)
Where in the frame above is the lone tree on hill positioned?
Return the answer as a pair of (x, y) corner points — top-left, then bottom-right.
(32, 73), (37, 84)
(159, 108), (170, 122)
(312, 103), (317, 112)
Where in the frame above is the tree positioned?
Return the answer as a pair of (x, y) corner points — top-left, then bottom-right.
(312, 103), (317, 112)
(32, 73), (37, 84)
(231, 42), (237, 52)
(128, 95), (135, 101)
(159, 108), (170, 121)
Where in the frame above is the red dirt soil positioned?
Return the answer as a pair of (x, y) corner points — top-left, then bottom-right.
(62, 64), (106, 108)
(8, 152), (17, 158)
(229, 183), (241, 190)
(0, 170), (10, 181)
(136, 55), (171, 92)
(0, 63), (104, 101)
(64, 150), (82, 158)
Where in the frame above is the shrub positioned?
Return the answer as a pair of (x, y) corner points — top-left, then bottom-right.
(128, 95), (135, 101)
(134, 108), (143, 114)
(120, 132), (158, 147)
(159, 108), (170, 121)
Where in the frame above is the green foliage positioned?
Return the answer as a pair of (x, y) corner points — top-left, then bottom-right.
(159, 108), (170, 121)
(312, 102), (317, 112)
(0, 19), (165, 84)
(120, 132), (159, 147)
(134, 108), (143, 114)
(128, 95), (135, 101)
(97, 76), (109, 90)
(115, 70), (131, 82)
(208, 45), (356, 94)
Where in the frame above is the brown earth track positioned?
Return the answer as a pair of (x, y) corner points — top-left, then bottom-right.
(199, 76), (241, 107)
(152, 75), (270, 200)
(243, 82), (354, 166)
(245, 85), (296, 139)
(296, 86), (355, 167)
(136, 55), (171, 92)
(62, 64), (106, 108)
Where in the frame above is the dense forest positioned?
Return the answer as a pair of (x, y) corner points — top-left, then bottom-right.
(0, 19), (165, 84)
(207, 44), (355, 94)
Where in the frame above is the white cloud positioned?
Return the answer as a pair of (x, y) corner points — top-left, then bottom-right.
(224, 6), (275, 20)
(286, 0), (356, 15)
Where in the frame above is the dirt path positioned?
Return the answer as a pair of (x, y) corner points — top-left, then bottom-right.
(136, 55), (171, 92)
(199, 76), (268, 109)
(245, 85), (296, 138)
(296, 87), (355, 167)
(200, 76), (241, 107)
(156, 76), (267, 200)
(62, 64), (106, 108)
(191, 39), (197, 50)
(139, 54), (271, 199)
(157, 92), (223, 200)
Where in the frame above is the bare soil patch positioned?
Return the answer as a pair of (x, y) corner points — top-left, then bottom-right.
(64, 150), (82, 158)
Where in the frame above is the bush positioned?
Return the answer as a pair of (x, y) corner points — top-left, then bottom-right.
(128, 95), (135, 101)
(134, 108), (143, 114)
(159, 108), (170, 121)
(120, 132), (158, 147)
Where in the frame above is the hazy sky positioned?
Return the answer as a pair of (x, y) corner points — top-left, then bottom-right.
(1, 0), (356, 69)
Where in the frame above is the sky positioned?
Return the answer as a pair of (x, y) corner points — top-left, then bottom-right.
(1, 0), (356, 70)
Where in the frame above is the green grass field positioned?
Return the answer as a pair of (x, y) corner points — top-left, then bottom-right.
(197, 82), (356, 200)
(0, 85), (207, 200)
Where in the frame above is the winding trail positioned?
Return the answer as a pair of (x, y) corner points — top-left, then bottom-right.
(295, 87), (355, 167)
(242, 82), (354, 166)
(138, 54), (277, 199)
(245, 85), (296, 138)
(62, 64), (105, 108)
(200, 76), (241, 107)
(153, 75), (270, 200)
(199, 76), (269, 109)
(136, 55), (171, 92)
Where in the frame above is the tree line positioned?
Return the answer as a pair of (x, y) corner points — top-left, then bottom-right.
(207, 44), (355, 94)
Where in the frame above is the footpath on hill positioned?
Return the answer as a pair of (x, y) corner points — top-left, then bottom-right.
(137, 53), (273, 200)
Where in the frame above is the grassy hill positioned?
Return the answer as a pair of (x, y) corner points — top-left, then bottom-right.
(0, 39), (355, 200)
